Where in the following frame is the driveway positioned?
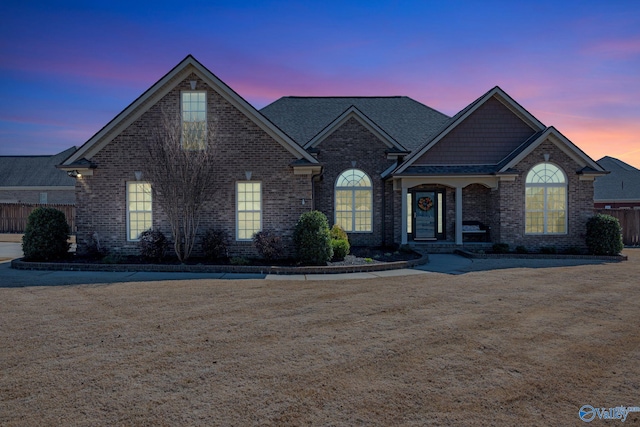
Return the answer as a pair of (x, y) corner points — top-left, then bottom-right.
(0, 242), (22, 260)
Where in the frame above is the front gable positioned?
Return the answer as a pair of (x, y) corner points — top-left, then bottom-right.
(62, 55), (317, 170)
(394, 87), (545, 174)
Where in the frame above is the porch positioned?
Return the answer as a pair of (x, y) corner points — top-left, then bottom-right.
(409, 241), (492, 254)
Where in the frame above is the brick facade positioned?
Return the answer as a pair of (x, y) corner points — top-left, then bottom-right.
(75, 73), (313, 257)
(312, 117), (397, 247)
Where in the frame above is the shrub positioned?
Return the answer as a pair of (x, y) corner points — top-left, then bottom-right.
(492, 243), (509, 254)
(540, 246), (557, 254)
(86, 231), (107, 258)
(331, 239), (350, 261)
(230, 256), (250, 265)
(293, 210), (333, 265)
(102, 253), (126, 264)
(253, 230), (283, 260)
(586, 214), (623, 255)
(139, 229), (168, 262)
(22, 207), (70, 261)
(201, 229), (230, 260)
(564, 246), (582, 255)
(515, 245), (528, 254)
(330, 224), (348, 241)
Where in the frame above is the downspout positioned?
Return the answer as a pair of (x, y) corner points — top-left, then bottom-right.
(311, 171), (323, 211)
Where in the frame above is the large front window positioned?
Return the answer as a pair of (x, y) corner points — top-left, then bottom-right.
(181, 91), (206, 150)
(525, 163), (567, 234)
(127, 182), (152, 241)
(237, 181), (261, 240)
(335, 169), (372, 232)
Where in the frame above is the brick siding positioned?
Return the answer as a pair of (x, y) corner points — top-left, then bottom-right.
(75, 73), (312, 258)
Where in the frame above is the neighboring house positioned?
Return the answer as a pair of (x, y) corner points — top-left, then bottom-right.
(0, 147), (76, 204)
(594, 156), (640, 209)
(59, 55), (606, 256)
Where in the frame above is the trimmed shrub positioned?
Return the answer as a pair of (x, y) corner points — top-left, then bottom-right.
(586, 214), (623, 255)
(293, 210), (333, 265)
(22, 207), (70, 261)
(515, 245), (528, 254)
(331, 239), (350, 261)
(139, 229), (168, 262)
(201, 229), (230, 260)
(330, 224), (348, 241)
(253, 230), (283, 260)
(540, 246), (557, 254)
(492, 243), (509, 254)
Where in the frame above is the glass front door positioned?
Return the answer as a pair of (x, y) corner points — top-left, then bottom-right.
(414, 191), (436, 240)
(412, 189), (445, 240)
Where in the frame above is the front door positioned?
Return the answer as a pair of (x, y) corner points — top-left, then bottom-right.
(412, 190), (445, 240)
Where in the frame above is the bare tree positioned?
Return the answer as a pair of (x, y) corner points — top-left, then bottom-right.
(143, 109), (217, 262)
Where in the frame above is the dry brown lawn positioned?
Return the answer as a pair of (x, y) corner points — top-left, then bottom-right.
(2, 251), (639, 426)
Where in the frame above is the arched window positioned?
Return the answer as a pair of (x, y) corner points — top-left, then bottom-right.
(525, 163), (567, 234)
(335, 169), (372, 232)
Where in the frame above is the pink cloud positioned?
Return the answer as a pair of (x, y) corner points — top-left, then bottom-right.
(584, 38), (640, 59)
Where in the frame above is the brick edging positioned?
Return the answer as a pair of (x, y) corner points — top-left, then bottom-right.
(10, 252), (429, 275)
(455, 249), (628, 262)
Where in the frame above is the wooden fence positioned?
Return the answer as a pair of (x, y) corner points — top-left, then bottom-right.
(0, 203), (76, 233)
(595, 209), (640, 246)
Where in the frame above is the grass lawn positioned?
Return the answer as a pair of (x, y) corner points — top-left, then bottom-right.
(1, 250), (639, 425)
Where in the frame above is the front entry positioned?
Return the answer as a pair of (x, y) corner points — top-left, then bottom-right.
(411, 189), (445, 240)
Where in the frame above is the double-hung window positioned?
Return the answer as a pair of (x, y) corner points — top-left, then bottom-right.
(181, 91), (206, 150)
(127, 182), (152, 241)
(237, 181), (262, 240)
(525, 163), (567, 234)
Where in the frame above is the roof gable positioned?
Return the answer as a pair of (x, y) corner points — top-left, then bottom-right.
(261, 96), (450, 151)
(305, 105), (405, 151)
(63, 55), (317, 166)
(394, 86), (545, 174)
(594, 156), (640, 201)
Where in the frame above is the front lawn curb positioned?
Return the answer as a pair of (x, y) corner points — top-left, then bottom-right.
(455, 249), (628, 262)
(11, 251), (429, 275)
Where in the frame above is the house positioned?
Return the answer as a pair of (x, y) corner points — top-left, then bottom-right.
(0, 147), (76, 204)
(594, 156), (640, 209)
(59, 55), (606, 257)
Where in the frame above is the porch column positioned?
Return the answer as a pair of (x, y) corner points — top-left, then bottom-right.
(401, 185), (408, 244)
(455, 186), (463, 245)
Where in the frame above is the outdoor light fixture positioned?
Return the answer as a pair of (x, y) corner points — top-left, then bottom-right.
(67, 170), (82, 178)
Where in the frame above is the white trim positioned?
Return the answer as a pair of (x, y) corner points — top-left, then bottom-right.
(525, 163), (568, 235)
(394, 86), (545, 175)
(180, 90), (207, 150)
(334, 169), (373, 233)
(305, 106), (405, 151)
(236, 181), (262, 241)
(63, 55), (318, 166)
(126, 181), (152, 242)
(499, 127), (605, 173)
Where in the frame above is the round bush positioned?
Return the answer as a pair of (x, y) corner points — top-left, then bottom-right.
(330, 224), (348, 241)
(253, 230), (283, 260)
(201, 229), (230, 260)
(293, 210), (333, 265)
(331, 238), (350, 261)
(586, 214), (623, 255)
(139, 229), (168, 262)
(22, 207), (70, 261)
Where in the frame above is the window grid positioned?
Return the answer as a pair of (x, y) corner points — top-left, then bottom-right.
(525, 163), (567, 234)
(335, 169), (372, 233)
(182, 91), (206, 150)
(237, 182), (261, 240)
(127, 182), (152, 241)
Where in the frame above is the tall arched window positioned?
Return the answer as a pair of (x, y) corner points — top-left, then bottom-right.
(335, 169), (372, 232)
(525, 163), (567, 234)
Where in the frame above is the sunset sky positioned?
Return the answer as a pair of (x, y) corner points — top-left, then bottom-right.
(1, 1), (639, 167)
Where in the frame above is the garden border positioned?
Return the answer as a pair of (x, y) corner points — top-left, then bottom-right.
(455, 249), (627, 262)
(11, 252), (429, 275)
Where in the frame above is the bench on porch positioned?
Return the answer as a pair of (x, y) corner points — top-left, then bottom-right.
(459, 220), (491, 242)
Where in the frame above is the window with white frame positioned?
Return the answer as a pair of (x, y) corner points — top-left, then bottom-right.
(335, 169), (372, 232)
(525, 163), (567, 234)
(127, 182), (152, 241)
(181, 91), (206, 150)
(237, 181), (261, 240)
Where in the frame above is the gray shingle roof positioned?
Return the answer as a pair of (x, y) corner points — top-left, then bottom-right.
(395, 164), (500, 176)
(0, 147), (76, 186)
(260, 96), (450, 151)
(594, 156), (640, 201)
